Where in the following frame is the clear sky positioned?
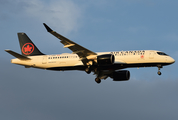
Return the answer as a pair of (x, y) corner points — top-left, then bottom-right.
(1, 0), (178, 120)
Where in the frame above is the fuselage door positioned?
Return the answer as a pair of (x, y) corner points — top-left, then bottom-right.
(149, 51), (154, 59)
(42, 56), (47, 64)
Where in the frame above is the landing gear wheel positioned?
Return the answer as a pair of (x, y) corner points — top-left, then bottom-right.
(95, 78), (101, 84)
(85, 67), (91, 74)
(157, 65), (162, 76)
(157, 71), (162, 75)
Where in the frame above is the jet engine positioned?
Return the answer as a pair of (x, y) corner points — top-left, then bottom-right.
(97, 54), (115, 66)
(112, 70), (130, 81)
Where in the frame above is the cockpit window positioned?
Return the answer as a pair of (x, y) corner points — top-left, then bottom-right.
(157, 52), (168, 56)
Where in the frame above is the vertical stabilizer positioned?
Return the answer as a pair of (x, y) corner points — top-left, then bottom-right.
(18, 33), (44, 56)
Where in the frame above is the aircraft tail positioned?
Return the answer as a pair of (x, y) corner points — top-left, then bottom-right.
(18, 33), (44, 56)
(5, 49), (31, 60)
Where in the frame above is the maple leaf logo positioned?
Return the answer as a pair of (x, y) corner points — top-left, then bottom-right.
(141, 55), (144, 59)
(24, 45), (32, 52)
(22, 43), (34, 55)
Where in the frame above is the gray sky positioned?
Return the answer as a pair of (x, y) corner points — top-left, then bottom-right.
(1, 0), (178, 120)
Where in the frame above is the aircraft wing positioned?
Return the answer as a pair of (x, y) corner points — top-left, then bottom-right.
(43, 23), (97, 65)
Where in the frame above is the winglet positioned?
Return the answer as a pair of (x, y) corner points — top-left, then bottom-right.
(43, 23), (53, 32)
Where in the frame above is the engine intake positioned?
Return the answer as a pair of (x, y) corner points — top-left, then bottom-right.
(97, 54), (115, 66)
(113, 70), (130, 81)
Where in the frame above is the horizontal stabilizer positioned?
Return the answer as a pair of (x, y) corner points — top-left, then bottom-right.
(5, 49), (31, 60)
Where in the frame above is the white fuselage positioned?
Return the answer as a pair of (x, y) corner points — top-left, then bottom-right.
(11, 50), (175, 70)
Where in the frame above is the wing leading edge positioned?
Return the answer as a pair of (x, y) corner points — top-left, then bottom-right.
(43, 23), (97, 66)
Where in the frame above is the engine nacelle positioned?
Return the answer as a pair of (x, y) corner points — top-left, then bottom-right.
(113, 70), (130, 81)
(97, 54), (115, 66)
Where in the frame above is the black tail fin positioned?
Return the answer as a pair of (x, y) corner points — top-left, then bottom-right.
(18, 33), (44, 56)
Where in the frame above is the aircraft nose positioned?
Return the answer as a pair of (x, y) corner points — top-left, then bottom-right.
(168, 57), (175, 64)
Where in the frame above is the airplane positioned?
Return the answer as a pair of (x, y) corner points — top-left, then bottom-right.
(5, 23), (175, 84)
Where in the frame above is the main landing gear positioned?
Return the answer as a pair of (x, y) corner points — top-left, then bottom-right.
(95, 78), (101, 84)
(157, 65), (162, 76)
(85, 66), (91, 74)
(85, 66), (101, 84)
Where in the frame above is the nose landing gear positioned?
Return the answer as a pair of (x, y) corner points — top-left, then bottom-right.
(157, 71), (162, 75)
(157, 65), (162, 75)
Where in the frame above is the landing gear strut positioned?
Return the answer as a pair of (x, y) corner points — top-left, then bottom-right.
(95, 78), (101, 84)
(157, 65), (162, 76)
